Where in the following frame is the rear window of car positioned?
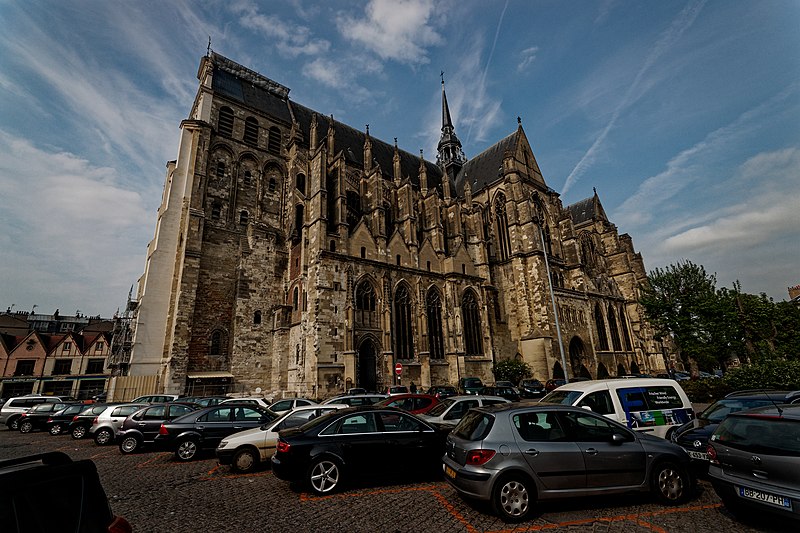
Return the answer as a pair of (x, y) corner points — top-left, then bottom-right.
(541, 390), (583, 405)
(713, 416), (800, 456)
(453, 411), (493, 441)
(701, 399), (775, 422)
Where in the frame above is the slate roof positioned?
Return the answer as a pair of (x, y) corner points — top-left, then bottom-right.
(455, 130), (517, 195)
(567, 191), (608, 226)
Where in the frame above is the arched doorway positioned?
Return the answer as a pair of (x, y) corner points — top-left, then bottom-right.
(617, 363), (626, 376)
(631, 360), (640, 374)
(569, 337), (585, 378)
(598, 363), (610, 379)
(552, 361), (564, 379)
(579, 364), (592, 379)
(357, 339), (378, 392)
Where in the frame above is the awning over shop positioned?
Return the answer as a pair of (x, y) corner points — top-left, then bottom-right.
(186, 372), (235, 379)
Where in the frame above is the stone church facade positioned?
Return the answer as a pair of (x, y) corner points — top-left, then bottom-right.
(128, 52), (666, 398)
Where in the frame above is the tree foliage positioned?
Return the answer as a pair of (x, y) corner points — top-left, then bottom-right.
(493, 359), (532, 385)
(639, 260), (800, 369)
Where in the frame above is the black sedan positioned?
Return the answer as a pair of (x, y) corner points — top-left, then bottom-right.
(271, 406), (449, 495)
(18, 403), (75, 433)
(117, 402), (200, 454)
(154, 403), (278, 461)
(44, 403), (91, 435)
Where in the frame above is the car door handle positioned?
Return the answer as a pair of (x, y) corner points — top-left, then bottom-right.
(196, 425), (205, 430)
(752, 470), (769, 480)
(585, 448), (599, 456)
(138, 423), (146, 427)
(525, 449), (540, 456)
(233, 426), (243, 429)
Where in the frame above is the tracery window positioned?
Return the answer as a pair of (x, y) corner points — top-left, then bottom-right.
(355, 280), (378, 328)
(608, 304), (622, 351)
(494, 193), (511, 261)
(594, 303), (609, 351)
(393, 284), (414, 359)
(426, 288), (444, 359)
(244, 117), (259, 145)
(462, 289), (484, 356)
(218, 106), (234, 137)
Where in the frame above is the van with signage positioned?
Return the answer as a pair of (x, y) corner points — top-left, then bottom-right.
(540, 378), (694, 439)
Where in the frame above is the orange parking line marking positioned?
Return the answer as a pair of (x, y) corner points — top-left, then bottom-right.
(89, 448), (117, 459)
(136, 452), (171, 468)
(207, 464), (221, 476)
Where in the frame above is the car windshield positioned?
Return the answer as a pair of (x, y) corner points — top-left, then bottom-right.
(700, 399), (776, 422)
(522, 380), (541, 386)
(464, 379), (482, 387)
(541, 390), (584, 405)
(426, 398), (455, 416)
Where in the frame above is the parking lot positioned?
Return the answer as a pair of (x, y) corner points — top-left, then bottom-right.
(0, 427), (793, 532)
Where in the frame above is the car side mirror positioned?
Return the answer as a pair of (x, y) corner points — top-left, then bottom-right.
(580, 405), (594, 412)
(611, 433), (627, 444)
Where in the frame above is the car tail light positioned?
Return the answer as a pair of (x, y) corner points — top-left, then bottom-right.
(72, 415), (80, 421)
(466, 449), (496, 465)
(47, 418), (53, 423)
(20, 414), (27, 418)
(276, 440), (291, 453)
(159, 424), (168, 435)
(706, 444), (719, 464)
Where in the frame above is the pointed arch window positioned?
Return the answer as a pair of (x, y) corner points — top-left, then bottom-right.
(243, 170), (252, 186)
(209, 329), (227, 357)
(211, 202), (221, 220)
(608, 304), (622, 351)
(218, 106), (234, 137)
(594, 303), (609, 351)
(254, 310), (262, 325)
(216, 161), (226, 180)
(292, 287), (299, 312)
(426, 288), (444, 359)
(355, 280), (377, 328)
(268, 177), (276, 192)
(462, 289), (484, 356)
(244, 117), (259, 145)
(619, 307), (633, 351)
(494, 193), (511, 261)
(296, 173), (306, 195)
(393, 284), (414, 359)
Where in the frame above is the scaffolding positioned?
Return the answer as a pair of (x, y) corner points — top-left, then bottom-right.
(108, 287), (136, 376)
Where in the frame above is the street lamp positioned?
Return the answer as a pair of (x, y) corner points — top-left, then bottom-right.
(533, 211), (569, 383)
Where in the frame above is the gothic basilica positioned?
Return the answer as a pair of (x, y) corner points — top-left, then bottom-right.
(128, 52), (666, 397)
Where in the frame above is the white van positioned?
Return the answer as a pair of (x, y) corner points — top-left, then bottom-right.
(539, 378), (694, 438)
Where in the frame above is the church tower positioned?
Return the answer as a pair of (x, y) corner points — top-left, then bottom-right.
(436, 76), (466, 189)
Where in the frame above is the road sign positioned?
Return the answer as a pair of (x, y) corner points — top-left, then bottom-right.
(395, 363), (403, 376)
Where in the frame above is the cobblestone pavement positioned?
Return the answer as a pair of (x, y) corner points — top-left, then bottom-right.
(0, 428), (793, 533)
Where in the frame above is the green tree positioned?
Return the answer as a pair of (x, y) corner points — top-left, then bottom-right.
(492, 359), (532, 385)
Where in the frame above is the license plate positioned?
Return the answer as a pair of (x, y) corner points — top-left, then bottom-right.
(738, 486), (792, 509)
(687, 451), (708, 460)
(444, 465), (457, 480)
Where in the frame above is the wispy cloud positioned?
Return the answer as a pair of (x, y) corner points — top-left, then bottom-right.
(562, 0), (707, 194)
(336, 0), (443, 65)
(231, 0), (331, 58)
(517, 46), (539, 73)
(304, 57), (376, 103)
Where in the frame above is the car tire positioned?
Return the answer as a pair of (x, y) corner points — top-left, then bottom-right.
(664, 427), (676, 442)
(307, 457), (343, 495)
(72, 425), (87, 439)
(7, 417), (21, 431)
(94, 428), (113, 446)
(19, 420), (34, 433)
(49, 424), (62, 435)
(232, 447), (259, 473)
(651, 461), (691, 504)
(175, 438), (199, 461)
(119, 436), (140, 454)
(492, 473), (535, 522)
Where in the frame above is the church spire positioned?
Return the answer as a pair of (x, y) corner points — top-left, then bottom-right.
(436, 73), (466, 186)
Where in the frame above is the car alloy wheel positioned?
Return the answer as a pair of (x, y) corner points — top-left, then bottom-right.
(652, 461), (689, 504)
(120, 436), (139, 454)
(49, 424), (62, 435)
(232, 448), (258, 473)
(19, 421), (33, 433)
(94, 428), (113, 446)
(72, 425), (87, 439)
(8, 418), (20, 431)
(493, 474), (534, 522)
(176, 439), (198, 461)
(308, 458), (342, 495)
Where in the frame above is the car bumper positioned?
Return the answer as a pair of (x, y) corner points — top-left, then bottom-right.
(270, 455), (303, 482)
(709, 465), (800, 519)
(441, 454), (494, 501)
(216, 448), (235, 465)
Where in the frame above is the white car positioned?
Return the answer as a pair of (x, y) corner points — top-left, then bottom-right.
(268, 398), (318, 413)
(89, 403), (148, 445)
(219, 397), (272, 410)
(418, 395), (510, 427)
(216, 405), (345, 472)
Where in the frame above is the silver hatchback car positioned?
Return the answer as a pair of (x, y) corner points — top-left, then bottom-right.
(442, 403), (694, 521)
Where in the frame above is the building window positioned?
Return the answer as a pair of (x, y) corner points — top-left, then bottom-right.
(268, 126), (281, 154)
(62, 342), (72, 352)
(361, 247), (366, 259)
(426, 261), (431, 271)
(426, 288), (444, 359)
(608, 304), (622, 351)
(254, 310), (262, 325)
(216, 161), (226, 180)
(95, 342), (104, 352)
(292, 205), (304, 243)
(292, 287), (299, 312)
(296, 173), (306, 195)
(14, 360), (35, 376)
(218, 106), (234, 137)
(620, 308), (633, 351)
(393, 284), (415, 359)
(244, 117), (259, 145)
(211, 202), (221, 220)
(86, 358), (105, 374)
(396, 255), (401, 266)
(355, 280), (377, 328)
(268, 177), (276, 192)
(494, 193), (511, 261)
(209, 330), (226, 357)
(243, 170), (252, 186)
(330, 240), (336, 252)
(594, 303), (609, 351)
(53, 359), (72, 375)
(346, 191), (362, 229)
(239, 210), (249, 225)
(462, 289), (484, 356)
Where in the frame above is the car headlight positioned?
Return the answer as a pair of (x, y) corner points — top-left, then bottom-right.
(218, 441), (228, 449)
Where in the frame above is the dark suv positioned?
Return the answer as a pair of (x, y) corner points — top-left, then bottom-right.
(117, 402), (199, 454)
(707, 404), (800, 522)
(672, 390), (799, 471)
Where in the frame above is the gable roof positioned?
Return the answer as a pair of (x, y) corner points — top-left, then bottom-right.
(455, 130), (517, 195)
(567, 189), (608, 226)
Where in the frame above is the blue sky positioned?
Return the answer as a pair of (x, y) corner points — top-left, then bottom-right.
(1, 0), (798, 317)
